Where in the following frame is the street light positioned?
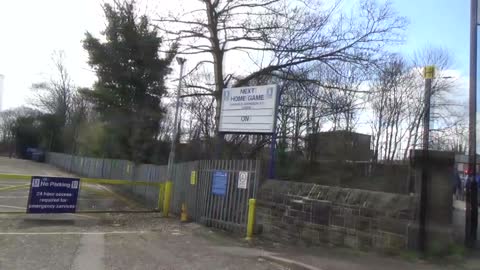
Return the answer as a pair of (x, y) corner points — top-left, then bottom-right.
(168, 57), (186, 174)
(164, 57), (186, 215)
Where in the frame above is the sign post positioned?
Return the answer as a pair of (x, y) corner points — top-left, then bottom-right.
(27, 176), (80, 213)
(219, 84), (280, 178)
(268, 132), (277, 179)
(219, 85), (279, 134)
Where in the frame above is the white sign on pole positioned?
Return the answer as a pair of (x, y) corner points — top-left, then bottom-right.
(238, 171), (249, 189)
(219, 85), (279, 133)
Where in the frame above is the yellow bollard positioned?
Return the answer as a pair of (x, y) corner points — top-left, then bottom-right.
(163, 181), (173, 217)
(157, 183), (165, 211)
(180, 203), (188, 222)
(246, 198), (256, 240)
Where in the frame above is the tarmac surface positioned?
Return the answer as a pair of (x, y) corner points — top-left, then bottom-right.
(0, 157), (478, 270)
(0, 157), (286, 270)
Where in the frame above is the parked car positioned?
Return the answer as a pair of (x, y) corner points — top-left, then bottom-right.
(26, 148), (45, 162)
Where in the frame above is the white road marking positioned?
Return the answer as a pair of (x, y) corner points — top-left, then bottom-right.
(67, 213), (99, 219)
(72, 234), (105, 270)
(261, 254), (323, 270)
(0, 230), (148, 235)
(0, 204), (26, 210)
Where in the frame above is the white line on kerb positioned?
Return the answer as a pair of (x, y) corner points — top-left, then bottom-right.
(0, 231), (148, 235)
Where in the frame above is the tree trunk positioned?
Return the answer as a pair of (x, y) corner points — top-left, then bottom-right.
(205, 0), (226, 156)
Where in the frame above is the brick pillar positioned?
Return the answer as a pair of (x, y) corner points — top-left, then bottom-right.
(409, 150), (454, 252)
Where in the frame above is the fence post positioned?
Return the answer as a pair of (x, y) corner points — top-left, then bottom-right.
(246, 198), (256, 240)
(157, 183), (164, 211)
(163, 181), (173, 217)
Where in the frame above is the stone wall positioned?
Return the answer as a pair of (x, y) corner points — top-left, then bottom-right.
(274, 161), (411, 194)
(256, 180), (417, 251)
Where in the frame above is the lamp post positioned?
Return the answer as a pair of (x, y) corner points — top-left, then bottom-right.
(167, 57), (186, 178)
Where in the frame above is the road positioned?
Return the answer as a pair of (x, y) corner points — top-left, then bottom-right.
(0, 157), (284, 270)
(0, 157), (147, 212)
(0, 213), (291, 270)
(0, 157), (474, 270)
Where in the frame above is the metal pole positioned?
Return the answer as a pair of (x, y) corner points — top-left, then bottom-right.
(167, 57), (186, 180)
(268, 132), (277, 179)
(268, 86), (280, 179)
(423, 77), (432, 150)
(467, 0), (478, 248)
(418, 70), (432, 252)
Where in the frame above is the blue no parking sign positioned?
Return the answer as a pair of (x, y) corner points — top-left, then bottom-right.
(212, 171), (227, 196)
(27, 176), (80, 213)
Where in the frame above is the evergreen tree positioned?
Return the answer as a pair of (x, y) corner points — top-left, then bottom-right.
(82, 0), (175, 162)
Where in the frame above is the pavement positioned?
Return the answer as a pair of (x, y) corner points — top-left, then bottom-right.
(0, 157), (478, 270)
(2, 211), (475, 270)
(0, 213), (293, 270)
(453, 199), (480, 247)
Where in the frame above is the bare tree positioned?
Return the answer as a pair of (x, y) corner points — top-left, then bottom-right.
(65, 91), (93, 154)
(277, 79), (310, 152)
(402, 47), (459, 157)
(430, 104), (468, 153)
(156, 0), (407, 142)
(182, 68), (217, 139)
(369, 55), (419, 161)
(30, 51), (75, 127)
(369, 47), (461, 161)
(314, 63), (366, 132)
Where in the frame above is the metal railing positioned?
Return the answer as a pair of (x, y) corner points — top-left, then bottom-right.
(46, 152), (261, 233)
(47, 153), (167, 211)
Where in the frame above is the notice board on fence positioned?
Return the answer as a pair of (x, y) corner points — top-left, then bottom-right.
(212, 171), (227, 196)
(27, 176), (80, 213)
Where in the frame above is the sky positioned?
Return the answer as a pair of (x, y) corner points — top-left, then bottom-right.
(0, 0), (473, 110)
(392, 0), (470, 74)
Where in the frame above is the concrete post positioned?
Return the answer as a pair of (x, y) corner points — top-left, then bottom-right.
(410, 150), (454, 252)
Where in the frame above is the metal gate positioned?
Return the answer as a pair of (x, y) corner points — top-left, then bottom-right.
(186, 160), (261, 233)
(198, 160), (260, 233)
